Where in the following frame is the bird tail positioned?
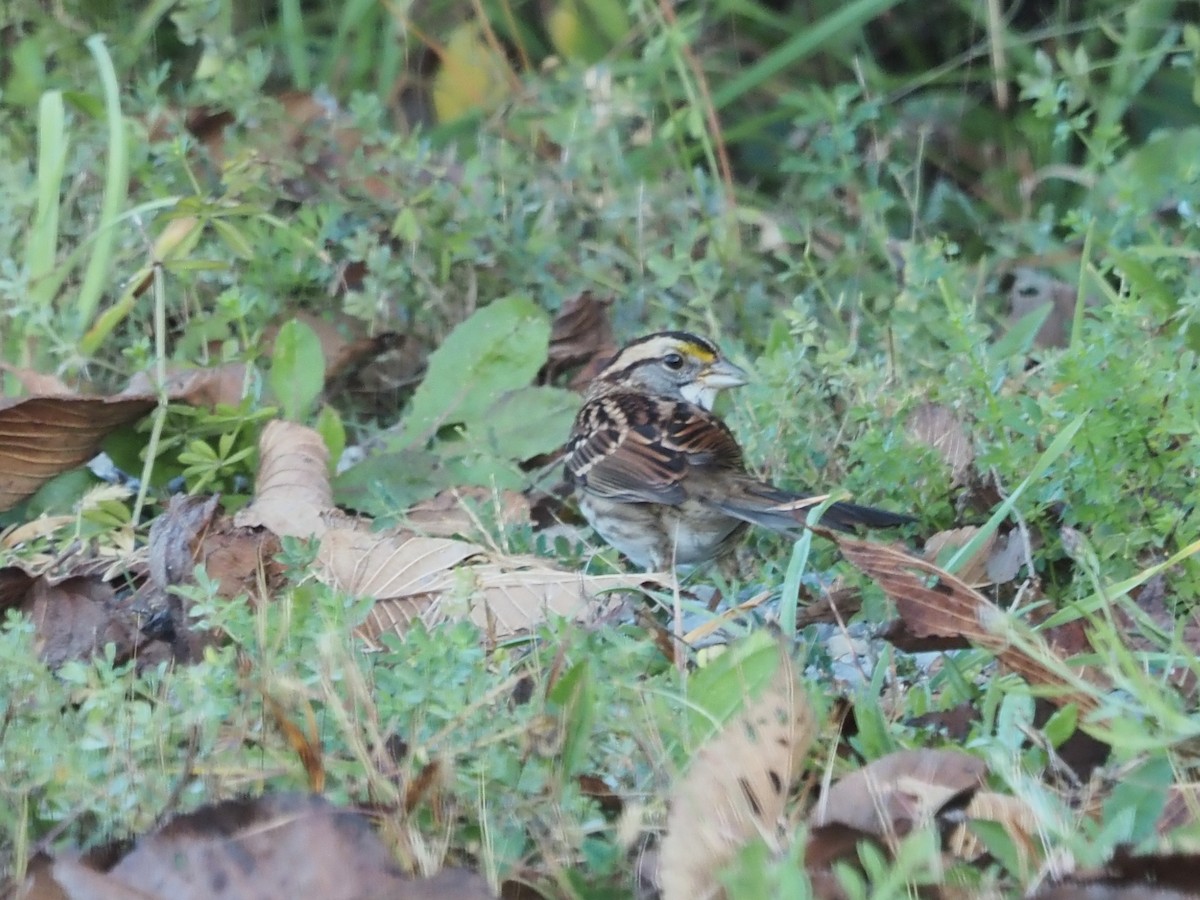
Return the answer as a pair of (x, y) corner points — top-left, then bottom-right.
(709, 481), (914, 533)
(819, 500), (915, 531)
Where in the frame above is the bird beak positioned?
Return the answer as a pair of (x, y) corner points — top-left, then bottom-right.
(682, 358), (748, 410)
(699, 359), (749, 390)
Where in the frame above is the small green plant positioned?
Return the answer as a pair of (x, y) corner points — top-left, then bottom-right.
(334, 295), (580, 515)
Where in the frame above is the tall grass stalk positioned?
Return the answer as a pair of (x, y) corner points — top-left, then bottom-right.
(74, 36), (129, 344)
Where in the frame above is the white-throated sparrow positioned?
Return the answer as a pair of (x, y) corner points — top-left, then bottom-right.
(564, 331), (913, 570)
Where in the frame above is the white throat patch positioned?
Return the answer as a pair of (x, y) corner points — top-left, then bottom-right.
(680, 382), (718, 410)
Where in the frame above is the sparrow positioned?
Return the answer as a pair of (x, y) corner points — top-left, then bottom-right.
(564, 331), (913, 569)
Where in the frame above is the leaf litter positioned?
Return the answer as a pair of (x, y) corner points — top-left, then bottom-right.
(24, 793), (494, 900)
(8, 297), (1200, 897)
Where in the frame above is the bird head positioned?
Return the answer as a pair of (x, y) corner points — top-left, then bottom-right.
(593, 331), (748, 410)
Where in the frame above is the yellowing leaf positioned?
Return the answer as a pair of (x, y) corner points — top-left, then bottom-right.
(547, 0), (631, 62)
(432, 24), (515, 123)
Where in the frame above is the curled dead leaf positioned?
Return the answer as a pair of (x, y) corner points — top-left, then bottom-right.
(659, 647), (814, 900)
(355, 557), (652, 647)
(811, 748), (985, 836)
(922, 526), (1027, 589)
(0, 394), (156, 511)
(235, 420), (652, 645)
(827, 529), (1103, 712)
(235, 419), (333, 538)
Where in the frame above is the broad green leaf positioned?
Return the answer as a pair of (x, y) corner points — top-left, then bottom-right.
(665, 631), (785, 762)
(547, 0), (630, 63)
(395, 296), (551, 450)
(437, 453), (526, 494)
(989, 302), (1052, 362)
(474, 386), (580, 462)
(967, 820), (1024, 880)
(314, 405), (346, 472)
(332, 449), (442, 516)
(1042, 703), (1078, 749)
(1101, 754), (1173, 845)
(269, 318), (325, 422)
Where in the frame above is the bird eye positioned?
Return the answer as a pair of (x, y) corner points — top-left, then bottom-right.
(664, 352), (684, 370)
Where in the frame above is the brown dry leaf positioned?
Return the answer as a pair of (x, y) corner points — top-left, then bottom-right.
(39, 793), (494, 900)
(921, 526), (1025, 589)
(811, 748), (986, 836)
(31, 857), (157, 899)
(130, 495), (284, 663)
(124, 363), (249, 409)
(402, 487), (531, 539)
(0, 364), (73, 395)
(232, 420), (650, 643)
(23, 576), (143, 668)
(905, 403), (974, 486)
(907, 702), (979, 742)
(924, 527), (997, 587)
(195, 520), (286, 601)
(355, 556), (651, 647)
(0, 394), (156, 511)
(987, 529), (1028, 585)
(320, 528), (484, 597)
(794, 583), (863, 628)
(235, 419), (333, 537)
(1159, 784), (1200, 835)
(659, 648), (815, 900)
(827, 529), (1103, 712)
(541, 292), (616, 384)
(0, 566), (35, 613)
(879, 617), (972, 653)
(804, 821), (888, 872)
(147, 494), (222, 590)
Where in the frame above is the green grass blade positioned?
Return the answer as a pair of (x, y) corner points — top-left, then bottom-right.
(712, 0), (903, 109)
(279, 0), (311, 90)
(779, 529), (813, 639)
(25, 91), (67, 318)
(74, 35), (129, 344)
(943, 412), (1088, 575)
(319, 0), (378, 87)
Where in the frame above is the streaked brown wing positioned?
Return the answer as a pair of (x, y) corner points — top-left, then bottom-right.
(565, 393), (744, 505)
